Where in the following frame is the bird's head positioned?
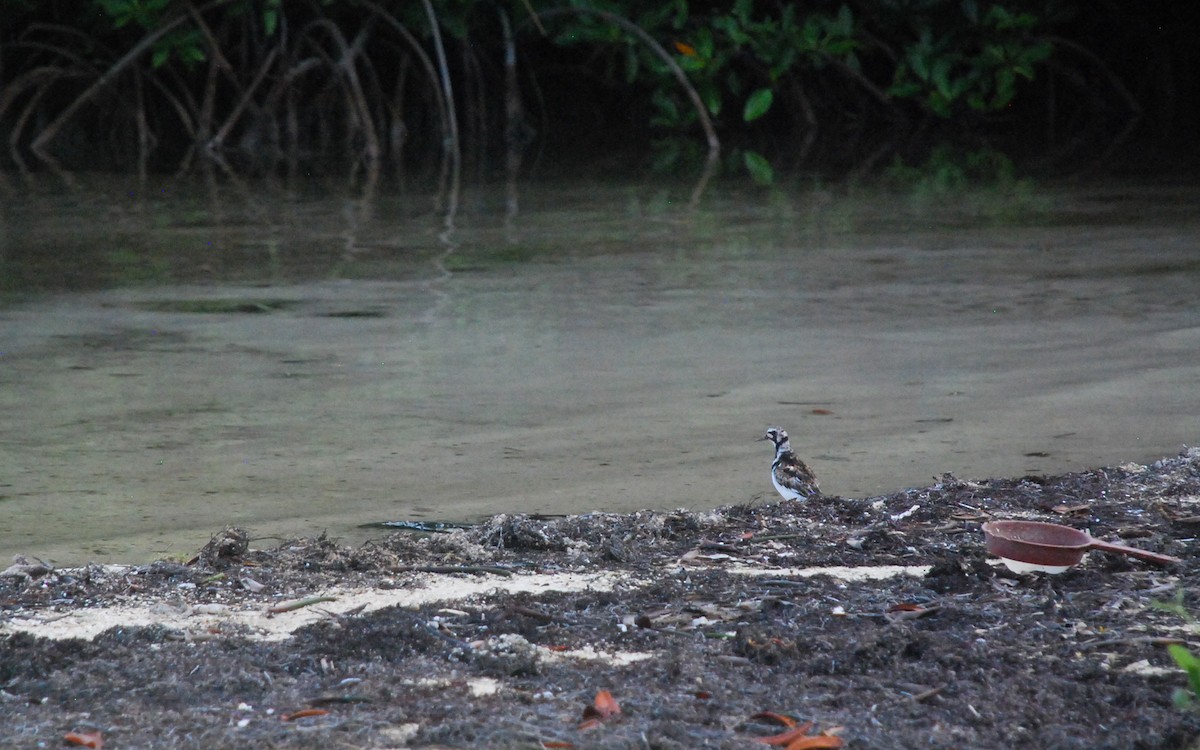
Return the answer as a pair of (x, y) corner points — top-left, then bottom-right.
(762, 426), (789, 447)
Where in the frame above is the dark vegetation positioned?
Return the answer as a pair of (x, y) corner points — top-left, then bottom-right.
(1, 0), (1197, 183)
(2, 450), (1199, 747)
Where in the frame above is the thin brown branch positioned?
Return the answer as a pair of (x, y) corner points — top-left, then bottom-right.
(210, 47), (280, 148)
(295, 18), (381, 163)
(353, 0), (449, 163)
(30, 0), (237, 157)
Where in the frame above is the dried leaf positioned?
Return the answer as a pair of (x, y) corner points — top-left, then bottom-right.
(577, 717), (604, 731)
(64, 731), (103, 749)
(540, 741), (575, 748)
(886, 603), (941, 621)
(1052, 503), (1092, 514)
(785, 736), (844, 749)
(281, 708), (329, 721)
(749, 711), (798, 728)
(810, 408), (834, 415)
(753, 722), (814, 744)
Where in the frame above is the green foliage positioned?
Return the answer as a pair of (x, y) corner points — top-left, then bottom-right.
(742, 150), (774, 185)
(92, 0), (207, 68)
(886, 144), (1024, 193)
(93, 0), (284, 67)
(1153, 593), (1200, 711)
(887, 2), (1054, 116)
(883, 144), (1047, 221)
(261, 0), (281, 37)
(2, 0), (1074, 176)
(1166, 645), (1200, 710)
(545, 0), (1053, 178)
(95, 0), (172, 30)
(742, 88), (773, 122)
(151, 29), (204, 68)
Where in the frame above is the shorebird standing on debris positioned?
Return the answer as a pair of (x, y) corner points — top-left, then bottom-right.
(762, 426), (820, 501)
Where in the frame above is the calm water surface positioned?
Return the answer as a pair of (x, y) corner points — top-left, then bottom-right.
(2, 175), (1198, 564)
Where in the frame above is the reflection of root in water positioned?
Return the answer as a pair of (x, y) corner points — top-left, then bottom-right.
(420, 162), (460, 326)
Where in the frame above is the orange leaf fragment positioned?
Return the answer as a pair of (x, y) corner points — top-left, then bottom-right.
(784, 736), (843, 749)
(577, 717), (604, 731)
(749, 711), (798, 728)
(579, 689), (621, 728)
(592, 689), (620, 718)
(674, 41), (697, 56)
(281, 708), (329, 721)
(753, 722), (814, 745)
(64, 731), (103, 749)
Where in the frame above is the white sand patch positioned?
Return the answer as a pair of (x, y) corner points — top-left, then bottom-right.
(415, 677), (502, 697)
(1122, 659), (1180, 678)
(2, 563), (929, 644)
(1, 570), (632, 642)
(725, 563), (931, 581)
(543, 645), (653, 666)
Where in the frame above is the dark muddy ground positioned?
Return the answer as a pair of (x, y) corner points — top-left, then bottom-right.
(3, 451), (1199, 749)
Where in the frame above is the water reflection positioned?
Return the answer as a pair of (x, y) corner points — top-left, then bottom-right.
(1, 175), (1198, 565)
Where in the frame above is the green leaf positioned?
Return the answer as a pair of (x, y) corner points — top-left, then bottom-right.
(743, 150), (774, 185)
(1027, 39), (1054, 63)
(733, 0), (753, 24)
(909, 50), (930, 82)
(700, 81), (722, 116)
(835, 4), (853, 34)
(694, 27), (714, 59)
(927, 91), (952, 117)
(931, 57), (955, 99)
(713, 15), (749, 47)
(889, 80), (923, 99)
(800, 18), (820, 48)
(992, 68), (1017, 107)
(743, 88), (774, 122)
(182, 45), (206, 65)
(1167, 644), (1200, 698)
(769, 47), (797, 79)
(650, 88), (680, 127)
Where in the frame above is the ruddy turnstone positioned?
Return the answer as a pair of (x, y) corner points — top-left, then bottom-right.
(762, 426), (820, 501)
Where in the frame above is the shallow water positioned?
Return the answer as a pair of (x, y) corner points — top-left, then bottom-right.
(2, 175), (1198, 565)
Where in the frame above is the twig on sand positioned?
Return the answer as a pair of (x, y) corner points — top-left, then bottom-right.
(267, 595), (339, 614)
